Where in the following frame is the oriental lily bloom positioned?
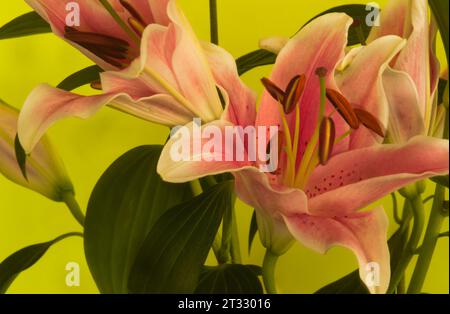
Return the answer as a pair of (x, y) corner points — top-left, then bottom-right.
(367, 0), (443, 142)
(18, 0), (255, 154)
(0, 99), (73, 201)
(158, 13), (450, 293)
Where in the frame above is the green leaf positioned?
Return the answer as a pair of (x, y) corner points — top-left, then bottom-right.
(14, 134), (27, 180)
(128, 180), (233, 293)
(305, 5), (374, 46)
(0, 232), (81, 293)
(430, 0), (449, 63)
(195, 264), (263, 294)
(0, 12), (50, 40)
(84, 145), (192, 293)
(430, 175), (449, 188)
(236, 50), (277, 76)
(57, 66), (103, 91)
(314, 270), (370, 294)
(236, 4), (374, 75)
(248, 210), (258, 254)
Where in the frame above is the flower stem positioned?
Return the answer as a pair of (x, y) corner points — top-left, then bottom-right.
(388, 194), (424, 293)
(407, 184), (446, 293)
(262, 250), (279, 294)
(230, 204), (242, 263)
(209, 0), (219, 45)
(62, 192), (85, 227)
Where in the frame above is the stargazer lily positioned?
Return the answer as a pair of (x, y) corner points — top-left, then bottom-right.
(367, 0), (443, 142)
(18, 0), (255, 154)
(0, 99), (73, 201)
(157, 13), (450, 293)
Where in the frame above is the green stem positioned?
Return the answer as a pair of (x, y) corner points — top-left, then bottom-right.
(262, 250), (279, 294)
(388, 195), (425, 293)
(220, 201), (232, 263)
(62, 192), (85, 227)
(407, 184), (446, 294)
(54, 232), (84, 243)
(212, 232), (223, 264)
(230, 204), (242, 263)
(209, 0), (219, 45)
(190, 180), (203, 197)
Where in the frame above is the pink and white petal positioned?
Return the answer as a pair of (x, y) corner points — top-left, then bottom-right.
(283, 207), (390, 294)
(336, 35), (406, 149)
(111, 94), (194, 126)
(157, 120), (254, 183)
(17, 84), (124, 153)
(429, 16), (440, 104)
(367, 0), (412, 41)
(305, 136), (449, 216)
(382, 67), (425, 143)
(25, 0), (137, 69)
(26, 0), (130, 40)
(235, 169), (308, 254)
(256, 13), (353, 161)
(148, 0), (171, 25)
(166, 0), (223, 121)
(202, 41), (257, 127)
(394, 0), (430, 118)
(234, 169), (309, 217)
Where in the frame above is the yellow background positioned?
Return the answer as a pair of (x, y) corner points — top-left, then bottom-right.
(0, 0), (448, 293)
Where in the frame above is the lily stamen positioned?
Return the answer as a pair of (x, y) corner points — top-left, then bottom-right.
(128, 17), (146, 36)
(119, 0), (146, 25)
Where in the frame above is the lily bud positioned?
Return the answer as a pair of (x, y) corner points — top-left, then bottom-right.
(319, 117), (336, 165)
(261, 78), (285, 104)
(354, 108), (385, 138)
(325, 89), (360, 129)
(0, 100), (74, 201)
(284, 74), (306, 114)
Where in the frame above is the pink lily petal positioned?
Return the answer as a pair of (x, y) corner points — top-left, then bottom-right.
(304, 136), (449, 217)
(368, 0), (434, 122)
(105, 2), (224, 122)
(283, 207), (390, 294)
(234, 169), (309, 254)
(165, 0), (223, 121)
(202, 42), (257, 127)
(17, 84), (192, 153)
(382, 67), (425, 143)
(148, 0), (171, 25)
(157, 120), (254, 183)
(256, 13), (353, 162)
(26, 0), (172, 70)
(336, 35), (406, 148)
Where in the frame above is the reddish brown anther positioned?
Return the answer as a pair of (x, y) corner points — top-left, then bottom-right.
(120, 0), (146, 25)
(325, 89), (360, 129)
(284, 74), (306, 114)
(261, 78), (285, 104)
(319, 117), (336, 165)
(354, 108), (385, 137)
(90, 80), (102, 90)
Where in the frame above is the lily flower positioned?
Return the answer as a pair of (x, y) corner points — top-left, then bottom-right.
(18, 0), (255, 153)
(0, 99), (73, 201)
(157, 13), (449, 293)
(367, 0), (443, 142)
